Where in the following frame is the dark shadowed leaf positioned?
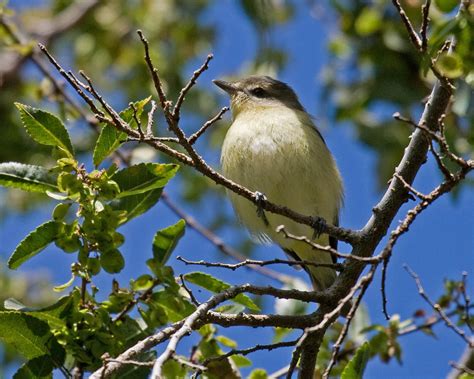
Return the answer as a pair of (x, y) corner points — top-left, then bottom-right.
(0, 311), (65, 370)
(0, 162), (58, 193)
(8, 221), (60, 269)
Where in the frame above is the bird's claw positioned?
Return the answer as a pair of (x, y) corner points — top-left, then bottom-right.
(311, 216), (327, 239)
(254, 191), (269, 226)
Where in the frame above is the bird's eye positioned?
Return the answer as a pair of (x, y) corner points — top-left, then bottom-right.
(250, 87), (266, 98)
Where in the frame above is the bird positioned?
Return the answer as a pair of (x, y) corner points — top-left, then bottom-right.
(215, 75), (344, 292)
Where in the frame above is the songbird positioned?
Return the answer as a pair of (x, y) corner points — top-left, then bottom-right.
(215, 76), (343, 292)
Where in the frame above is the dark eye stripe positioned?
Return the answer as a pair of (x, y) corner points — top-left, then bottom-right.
(250, 87), (266, 98)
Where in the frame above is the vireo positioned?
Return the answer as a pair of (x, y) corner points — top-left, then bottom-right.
(215, 76), (344, 291)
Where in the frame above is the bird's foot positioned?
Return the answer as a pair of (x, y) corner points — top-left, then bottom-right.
(310, 216), (327, 239)
(254, 191), (269, 226)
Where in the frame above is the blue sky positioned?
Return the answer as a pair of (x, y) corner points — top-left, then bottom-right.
(1, 1), (473, 378)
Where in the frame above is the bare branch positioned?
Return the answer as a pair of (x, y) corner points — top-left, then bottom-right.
(277, 226), (375, 263)
(392, 0), (422, 50)
(146, 100), (158, 137)
(177, 255), (344, 272)
(161, 193), (295, 284)
(461, 272), (473, 333)
(188, 107), (229, 145)
(137, 30), (169, 112)
(173, 54), (213, 121)
(420, 0), (431, 51)
(202, 339), (298, 366)
(404, 265), (474, 348)
(323, 269), (371, 378)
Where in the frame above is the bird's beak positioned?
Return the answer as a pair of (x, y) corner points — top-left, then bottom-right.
(213, 79), (238, 95)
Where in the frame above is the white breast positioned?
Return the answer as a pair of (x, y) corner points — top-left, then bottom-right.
(221, 106), (343, 248)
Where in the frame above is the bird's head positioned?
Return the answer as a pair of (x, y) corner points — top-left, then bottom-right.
(213, 75), (305, 117)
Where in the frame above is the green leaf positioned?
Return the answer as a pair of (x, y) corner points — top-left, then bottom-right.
(230, 354), (252, 367)
(110, 188), (163, 224)
(434, 0), (459, 13)
(162, 358), (186, 379)
(120, 96), (152, 127)
(53, 274), (76, 292)
(15, 103), (74, 157)
(152, 219), (186, 265)
(151, 291), (196, 322)
(8, 221), (60, 269)
(0, 162), (58, 193)
(0, 311), (65, 365)
(435, 52), (464, 79)
(24, 295), (74, 329)
(132, 274), (154, 291)
(341, 342), (371, 379)
(93, 124), (127, 166)
(93, 97), (151, 166)
(216, 335), (237, 348)
(355, 8), (382, 36)
(184, 272), (260, 311)
(14, 356), (54, 379)
(100, 249), (125, 273)
(248, 368), (268, 379)
(112, 163), (179, 198)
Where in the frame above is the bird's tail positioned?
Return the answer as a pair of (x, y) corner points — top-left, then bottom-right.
(284, 240), (351, 317)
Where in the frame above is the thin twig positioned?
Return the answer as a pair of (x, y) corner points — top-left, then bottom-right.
(173, 54), (213, 121)
(188, 107), (229, 145)
(137, 30), (169, 112)
(392, 0), (422, 50)
(277, 226), (375, 263)
(449, 361), (474, 376)
(172, 354), (207, 372)
(180, 274), (200, 306)
(323, 268), (371, 379)
(404, 265), (474, 348)
(203, 339), (298, 366)
(460, 272), (473, 333)
(146, 100), (158, 137)
(420, 0), (431, 51)
(177, 256), (344, 271)
(381, 256), (391, 320)
(162, 192), (294, 284)
(130, 102), (144, 139)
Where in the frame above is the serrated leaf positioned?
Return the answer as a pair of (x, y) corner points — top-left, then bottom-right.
(184, 272), (260, 311)
(15, 103), (74, 157)
(153, 219), (186, 265)
(8, 221), (60, 269)
(112, 163), (179, 198)
(0, 311), (65, 364)
(341, 342), (371, 379)
(110, 188), (163, 224)
(93, 124), (127, 166)
(0, 162), (58, 193)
